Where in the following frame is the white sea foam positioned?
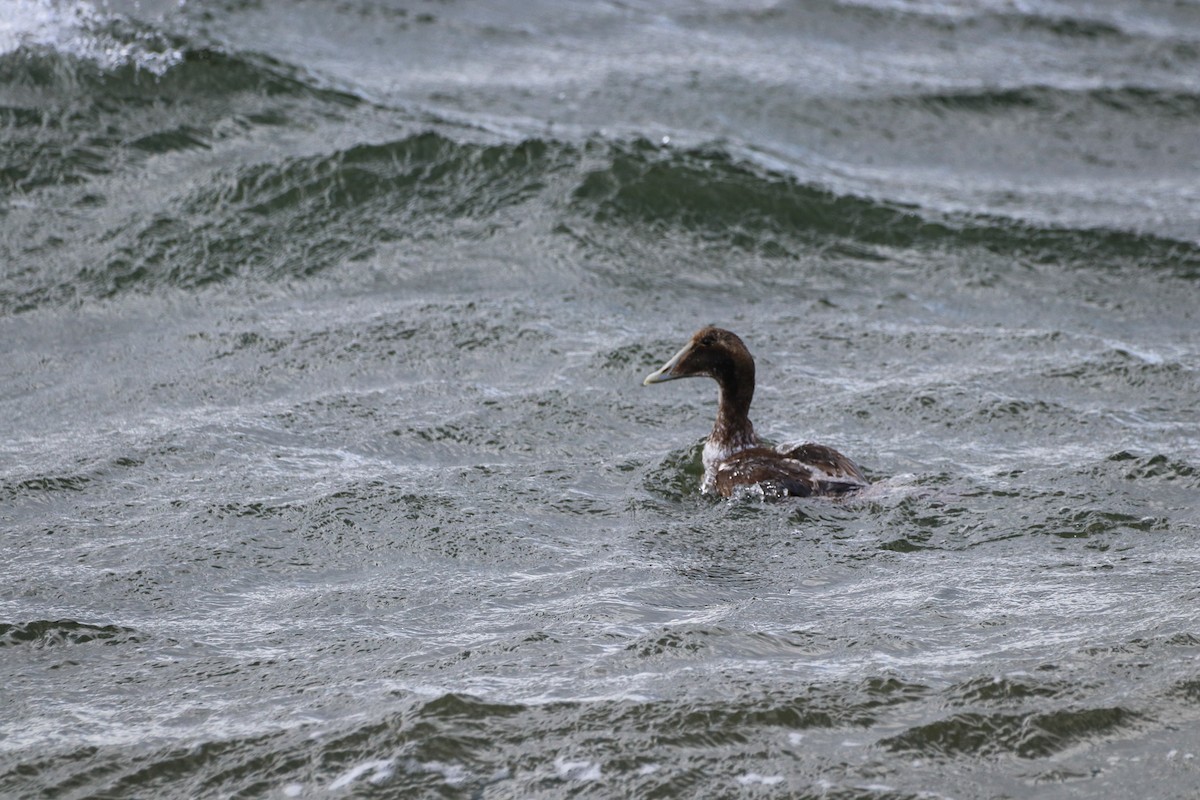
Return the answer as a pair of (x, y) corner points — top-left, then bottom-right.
(737, 772), (785, 786)
(409, 760), (469, 786)
(554, 757), (602, 781)
(328, 759), (394, 790)
(0, 0), (183, 74)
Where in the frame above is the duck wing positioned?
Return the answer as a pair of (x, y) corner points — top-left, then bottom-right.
(711, 447), (819, 498)
(776, 442), (869, 492)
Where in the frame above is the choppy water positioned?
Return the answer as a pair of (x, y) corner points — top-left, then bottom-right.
(3, 0), (1200, 797)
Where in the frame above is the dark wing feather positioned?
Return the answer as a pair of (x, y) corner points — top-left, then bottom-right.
(712, 448), (817, 498)
(776, 442), (869, 493)
(710, 444), (869, 499)
(778, 443), (867, 482)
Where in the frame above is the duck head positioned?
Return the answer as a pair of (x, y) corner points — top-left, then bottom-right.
(643, 326), (755, 388)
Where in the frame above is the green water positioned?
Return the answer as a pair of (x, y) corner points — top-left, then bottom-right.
(2, 1), (1199, 797)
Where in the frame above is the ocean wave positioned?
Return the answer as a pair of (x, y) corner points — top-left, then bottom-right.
(84, 134), (573, 297)
(0, 37), (360, 108)
(839, 0), (1196, 43)
(895, 84), (1200, 120)
(880, 705), (1143, 759)
(0, 618), (142, 647)
(0, 11), (361, 196)
(5, 131), (1199, 313)
(571, 139), (1200, 275)
(0, 0), (184, 75)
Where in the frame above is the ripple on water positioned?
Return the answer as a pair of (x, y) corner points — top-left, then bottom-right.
(880, 705), (1143, 760)
(0, 619), (143, 648)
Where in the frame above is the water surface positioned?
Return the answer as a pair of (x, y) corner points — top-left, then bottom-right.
(2, 0), (1199, 797)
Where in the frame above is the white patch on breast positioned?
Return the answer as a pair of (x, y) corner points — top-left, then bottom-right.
(702, 438), (729, 471)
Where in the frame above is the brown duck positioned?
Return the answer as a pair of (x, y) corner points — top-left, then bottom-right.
(644, 327), (869, 498)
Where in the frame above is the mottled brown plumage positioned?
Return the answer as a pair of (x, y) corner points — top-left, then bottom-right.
(644, 327), (868, 498)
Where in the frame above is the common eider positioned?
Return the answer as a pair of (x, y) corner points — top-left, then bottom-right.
(644, 326), (869, 498)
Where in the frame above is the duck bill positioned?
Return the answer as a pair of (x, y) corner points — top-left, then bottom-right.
(643, 342), (695, 385)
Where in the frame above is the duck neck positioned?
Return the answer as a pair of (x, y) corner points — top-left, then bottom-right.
(709, 374), (757, 459)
